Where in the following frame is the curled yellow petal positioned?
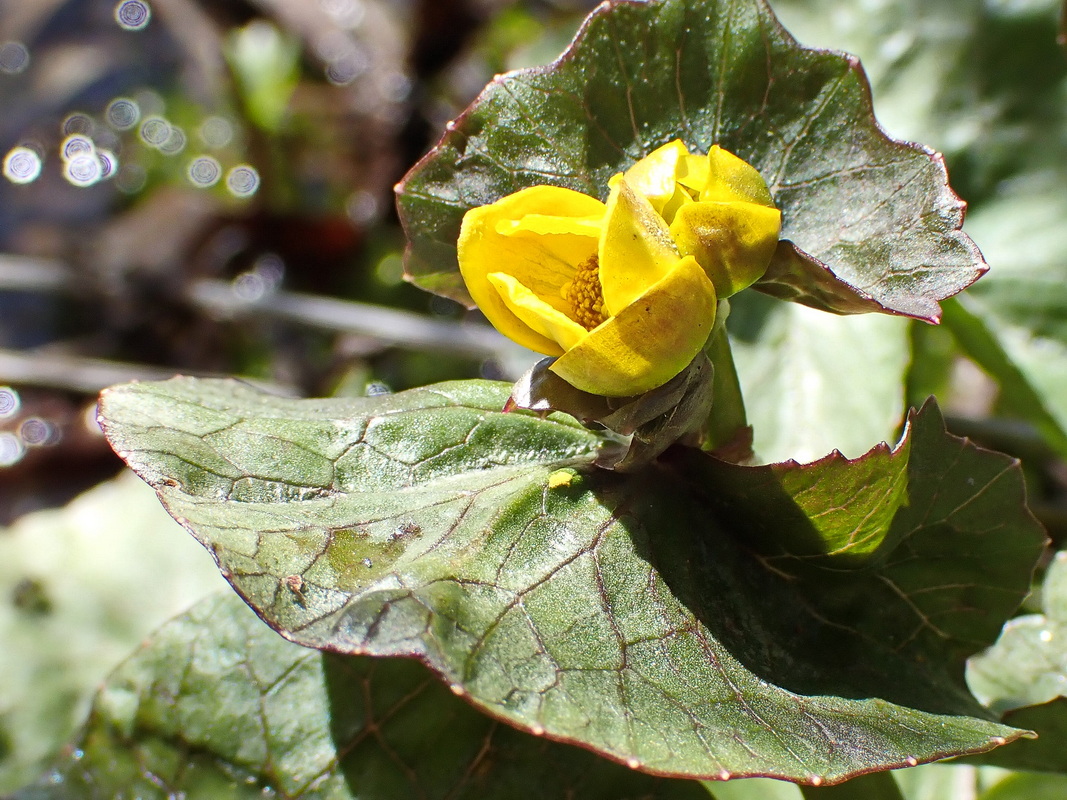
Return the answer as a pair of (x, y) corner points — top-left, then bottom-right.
(701, 145), (775, 207)
(598, 176), (680, 317)
(670, 201), (781, 298)
(623, 140), (689, 215)
(458, 185), (604, 354)
(549, 255), (717, 397)
(487, 272), (585, 353)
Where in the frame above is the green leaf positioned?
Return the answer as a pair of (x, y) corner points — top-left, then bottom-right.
(968, 550), (1067, 715)
(705, 777), (802, 800)
(957, 177), (1067, 453)
(16, 592), (707, 799)
(98, 377), (1042, 784)
(0, 473), (227, 793)
(397, 0), (986, 322)
(940, 296), (1067, 460)
(727, 290), (909, 463)
(963, 551), (1067, 774)
(978, 770), (1067, 800)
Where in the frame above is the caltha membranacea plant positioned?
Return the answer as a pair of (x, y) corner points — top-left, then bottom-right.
(456, 140), (780, 460)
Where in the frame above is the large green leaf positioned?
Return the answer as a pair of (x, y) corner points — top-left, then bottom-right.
(397, 0), (986, 322)
(726, 291), (909, 463)
(0, 473), (226, 793)
(15, 592), (706, 799)
(98, 377), (1041, 784)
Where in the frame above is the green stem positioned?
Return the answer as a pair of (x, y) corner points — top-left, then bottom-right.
(798, 772), (905, 800)
(702, 301), (749, 454)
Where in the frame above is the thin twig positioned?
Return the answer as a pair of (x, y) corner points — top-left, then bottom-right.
(0, 349), (294, 396)
(185, 279), (509, 360)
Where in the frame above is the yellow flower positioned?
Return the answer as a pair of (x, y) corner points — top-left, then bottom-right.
(457, 141), (780, 397)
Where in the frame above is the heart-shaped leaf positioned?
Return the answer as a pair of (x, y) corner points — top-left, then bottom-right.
(16, 592), (708, 799)
(98, 377), (1041, 784)
(397, 0), (986, 323)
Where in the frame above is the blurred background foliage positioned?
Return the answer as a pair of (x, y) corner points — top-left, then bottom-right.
(0, 0), (1065, 797)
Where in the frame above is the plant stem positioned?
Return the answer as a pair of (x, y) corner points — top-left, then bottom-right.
(798, 772), (905, 800)
(702, 301), (749, 454)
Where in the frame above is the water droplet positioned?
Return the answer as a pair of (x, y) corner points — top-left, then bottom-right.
(0, 432), (25, 466)
(0, 387), (20, 418)
(159, 125), (186, 155)
(61, 134), (94, 161)
(198, 116), (233, 148)
(20, 418), (54, 446)
(115, 0), (151, 30)
(225, 165), (260, 197)
(625, 757), (640, 769)
(72, 749), (84, 761)
(1040, 629), (1054, 642)
(0, 41), (30, 74)
(139, 116), (170, 147)
(361, 557), (373, 568)
(3, 146), (41, 184)
(718, 770), (731, 780)
(905, 756), (918, 767)
(106, 97), (140, 130)
(809, 776), (823, 787)
(365, 382), (391, 396)
(64, 154), (102, 186)
(187, 155), (221, 187)
(530, 724), (545, 736)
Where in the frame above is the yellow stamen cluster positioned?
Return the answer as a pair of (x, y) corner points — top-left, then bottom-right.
(561, 255), (607, 330)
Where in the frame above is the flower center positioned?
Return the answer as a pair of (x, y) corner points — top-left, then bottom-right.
(561, 255), (607, 330)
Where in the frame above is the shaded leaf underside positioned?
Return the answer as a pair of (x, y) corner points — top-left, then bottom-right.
(97, 377), (1042, 784)
(397, 0), (986, 321)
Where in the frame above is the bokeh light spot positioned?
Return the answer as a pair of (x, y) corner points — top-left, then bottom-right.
(0, 41), (30, 74)
(61, 134), (95, 161)
(115, 0), (151, 30)
(0, 433), (24, 467)
(64, 154), (103, 186)
(226, 165), (260, 197)
(20, 418), (54, 446)
(159, 125), (186, 155)
(0, 387), (20, 418)
(187, 155), (221, 187)
(198, 116), (233, 148)
(106, 97), (140, 130)
(139, 115), (170, 146)
(97, 150), (118, 179)
(3, 147), (41, 184)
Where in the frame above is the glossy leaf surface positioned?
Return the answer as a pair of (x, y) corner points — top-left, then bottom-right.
(397, 0), (986, 322)
(97, 377), (1042, 784)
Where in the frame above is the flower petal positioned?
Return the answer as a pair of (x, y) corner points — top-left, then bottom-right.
(669, 200), (781, 297)
(458, 186), (604, 353)
(487, 273), (586, 354)
(700, 145), (775, 207)
(550, 255), (717, 396)
(598, 176), (681, 317)
(623, 140), (689, 214)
